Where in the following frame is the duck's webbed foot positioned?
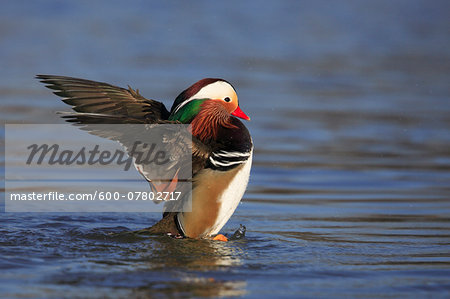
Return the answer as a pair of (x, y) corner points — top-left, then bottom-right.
(212, 224), (246, 241)
(212, 234), (228, 242)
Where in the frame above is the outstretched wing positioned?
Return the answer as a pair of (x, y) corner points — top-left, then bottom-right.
(37, 74), (211, 211)
(63, 122), (210, 210)
(36, 74), (170, 123)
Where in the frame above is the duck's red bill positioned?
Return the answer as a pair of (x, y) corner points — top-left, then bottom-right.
(232, 106), (250, 120)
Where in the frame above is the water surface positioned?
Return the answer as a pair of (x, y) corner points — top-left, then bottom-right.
(1, 1), (450, 298)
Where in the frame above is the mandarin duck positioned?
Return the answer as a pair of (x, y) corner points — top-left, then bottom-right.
(37, 75), (253, 241)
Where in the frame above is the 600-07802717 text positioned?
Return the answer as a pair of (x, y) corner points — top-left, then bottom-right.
(8, 191), (182, 201)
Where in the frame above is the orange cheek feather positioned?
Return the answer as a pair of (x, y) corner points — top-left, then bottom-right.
(212, 98), (237, 114)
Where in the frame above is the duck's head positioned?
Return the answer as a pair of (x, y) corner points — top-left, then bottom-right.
(169, 78), (250, 123)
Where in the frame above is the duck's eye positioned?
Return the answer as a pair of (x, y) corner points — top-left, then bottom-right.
(224, 97), (231, 102)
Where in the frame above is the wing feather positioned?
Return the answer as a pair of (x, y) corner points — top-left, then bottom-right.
(36, 74), (170, 122)
(37, 74), (212, 211)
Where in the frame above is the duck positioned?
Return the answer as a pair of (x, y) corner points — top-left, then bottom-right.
(36, 75), (253, 241)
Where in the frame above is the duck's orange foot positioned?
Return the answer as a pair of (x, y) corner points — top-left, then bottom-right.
(212, 234), (228, 242)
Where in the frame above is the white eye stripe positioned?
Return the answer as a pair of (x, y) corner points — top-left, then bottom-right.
(173, 81), (236, 114)
(212, 151), (251, 158)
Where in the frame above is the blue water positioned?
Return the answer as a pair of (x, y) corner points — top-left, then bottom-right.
(1, 0), (450, 298)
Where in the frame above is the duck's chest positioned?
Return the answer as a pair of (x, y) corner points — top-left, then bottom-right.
(179, 149), (253, 237)
(207, 149), (253, 235)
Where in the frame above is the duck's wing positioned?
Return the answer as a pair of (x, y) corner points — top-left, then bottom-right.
(37, 75), (211, 211)
(68, 122), (210, 210)
(36, 74), (170, 123)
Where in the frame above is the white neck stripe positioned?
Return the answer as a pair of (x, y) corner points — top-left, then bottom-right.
(209, 156), (246, 167)
(213, 151), (251, 158)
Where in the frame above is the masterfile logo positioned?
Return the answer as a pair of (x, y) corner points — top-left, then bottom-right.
(4, 124), (192, 212)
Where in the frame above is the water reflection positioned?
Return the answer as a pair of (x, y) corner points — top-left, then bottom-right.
(130, 236), (247, 297)
(135, 235), (245, 268)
